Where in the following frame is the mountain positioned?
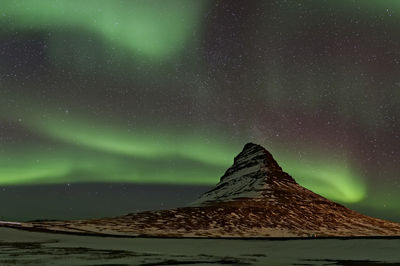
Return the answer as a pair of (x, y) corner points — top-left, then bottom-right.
(1, 143), (400, 238)
(191, 142), (297, 206)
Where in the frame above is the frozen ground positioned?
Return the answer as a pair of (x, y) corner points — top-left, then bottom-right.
(1, 228), (400, 265)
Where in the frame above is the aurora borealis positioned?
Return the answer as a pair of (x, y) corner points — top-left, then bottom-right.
(1, 0), (399, 220)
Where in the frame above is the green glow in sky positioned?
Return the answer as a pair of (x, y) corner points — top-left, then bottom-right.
(34, 114), (367, 203)
(0, 145), (226, 186)
(269, 142), (367, 203)
(277, 157), (366, 203)
(1, 116), (367, 203)
(0, 150), (71, 185)
(360, 190), (400, 219)
(20, 111), (238, 168)
(0, 93), (367, 203)
(0, 0), (205, 59)
(0, 140), (367, 204)
(1, 0), (398, 222)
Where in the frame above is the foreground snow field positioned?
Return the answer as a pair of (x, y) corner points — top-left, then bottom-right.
(1, 227), (400, 265)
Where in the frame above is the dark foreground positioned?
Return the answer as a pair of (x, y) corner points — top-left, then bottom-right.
(1, 228), (400, 266)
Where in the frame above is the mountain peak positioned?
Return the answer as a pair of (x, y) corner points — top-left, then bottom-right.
(192, 143), (297, 206)
(242, 142), (263, 150)
(233, 142), (282, 171)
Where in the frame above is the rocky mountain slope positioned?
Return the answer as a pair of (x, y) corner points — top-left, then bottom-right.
(2, 143), (400, 238)
(191, 142), (297, 206)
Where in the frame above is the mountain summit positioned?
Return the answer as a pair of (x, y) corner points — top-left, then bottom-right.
(1, 143), (400, 238)
(192, 142), (296, 205)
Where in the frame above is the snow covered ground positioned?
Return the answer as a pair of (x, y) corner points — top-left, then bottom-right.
(1, 227), (400, 265)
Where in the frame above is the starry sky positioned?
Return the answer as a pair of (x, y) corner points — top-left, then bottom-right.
(0, 0), (399, 221)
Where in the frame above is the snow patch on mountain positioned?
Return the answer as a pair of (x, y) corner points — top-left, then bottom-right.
(192, 143), (295, 206)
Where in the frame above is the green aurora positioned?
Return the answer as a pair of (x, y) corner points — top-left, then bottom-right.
(0, 0), (205, 59)
(0, 94), (366, 203)
(1, 0), (399, 216)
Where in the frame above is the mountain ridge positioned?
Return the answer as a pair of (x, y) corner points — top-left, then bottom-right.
(192, 142), (298, 206)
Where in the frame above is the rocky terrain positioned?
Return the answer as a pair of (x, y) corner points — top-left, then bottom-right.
(1, 143), (400, 238)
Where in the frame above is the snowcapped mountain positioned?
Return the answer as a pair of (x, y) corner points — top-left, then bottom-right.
(191, 142), (297, 205)
(2, 143), (400, 238)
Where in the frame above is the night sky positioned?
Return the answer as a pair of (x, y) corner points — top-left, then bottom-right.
(0, 1), (399, 221)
